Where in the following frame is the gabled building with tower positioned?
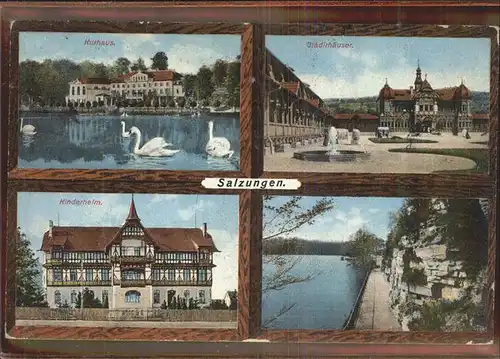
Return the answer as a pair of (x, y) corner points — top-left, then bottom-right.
(40, 196), (219, 310)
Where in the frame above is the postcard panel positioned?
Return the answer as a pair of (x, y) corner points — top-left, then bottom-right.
(262, 196), (491, 332)
(263, 36), (490, 174)
(11, 192), (238, 334)
(18, 32), (241, 171)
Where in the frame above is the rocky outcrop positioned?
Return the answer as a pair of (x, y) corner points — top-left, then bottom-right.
(385, 199), (488, 332)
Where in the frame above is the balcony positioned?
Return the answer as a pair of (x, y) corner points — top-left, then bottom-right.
(114, 279), (152, 287)
(44, 258), (110, 266)
(111, 255), (155, 264)
(47, 280), (111, 286)
(151, 279), (213, 286)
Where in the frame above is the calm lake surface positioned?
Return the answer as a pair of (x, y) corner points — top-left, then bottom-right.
(18, 114), (240, 171)
(262, 255), (364, 330)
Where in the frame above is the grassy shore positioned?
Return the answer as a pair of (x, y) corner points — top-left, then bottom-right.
(369, 137), (439, 144)
(388, 148), (488, 174)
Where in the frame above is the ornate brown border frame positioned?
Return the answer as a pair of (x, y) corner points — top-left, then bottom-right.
(1, 2), (499, 359)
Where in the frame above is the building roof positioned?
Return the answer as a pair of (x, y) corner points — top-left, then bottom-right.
(112, 70), (182, 83)
(78, 78), (111, 85)
(334, 113), (379, 120)
(40, 198), (219, 253)
(41, 226), (218, 253)
(472, 113), (489, 120)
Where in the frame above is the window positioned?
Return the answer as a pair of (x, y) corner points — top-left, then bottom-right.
(52, 269), (62, 281)
(134, 247), (141, 256)
(125, 290), (141, 303)
(198, 269), (207, 282)
(167, 269), (175, 281)
(183, 269), (191, 281)
(70, 291), (77, 304)
(101, 269), (110, 280)
(153, 290), (160, 304)
(85, 269), (93, 281)
(54, 291), (62, 306)
(198, 290), (206, 304)
(69, 269), (77, 281)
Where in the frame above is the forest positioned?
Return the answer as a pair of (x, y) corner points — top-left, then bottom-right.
(263, 235), (385, 257)
(323, 91), (489, 115)
(19, 51), (241, 108)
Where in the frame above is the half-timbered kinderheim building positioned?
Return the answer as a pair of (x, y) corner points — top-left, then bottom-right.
(65, 70), (184, 107)
(41, 197), (219, 309)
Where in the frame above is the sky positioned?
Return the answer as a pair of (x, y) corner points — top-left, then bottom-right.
(17, 192), (238, 300)
(19, 32), (241, 75)
(266, 35), (491, 98)
(264, 196), (405, 242)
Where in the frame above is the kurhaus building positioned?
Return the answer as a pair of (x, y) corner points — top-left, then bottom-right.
(377, 64), (486, 132)
(40, 197), (219, 309)
(65, 69), (184, 106)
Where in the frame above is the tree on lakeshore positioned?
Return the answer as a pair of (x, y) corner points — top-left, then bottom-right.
(225, 60), (240, 108)
(262, 196), (335, 327)
(16, 228), (48, 307)
(212, 59), (228, 87)
(151, 52), (169, 70)
(112, 57), (131, 76)
(346, 228), (380, 270)
(131, 57), (147, 72)
(195, 66), (215, 100)
(183, 74), (197, 99)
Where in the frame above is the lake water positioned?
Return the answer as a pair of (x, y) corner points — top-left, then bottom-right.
(262, 255), (364, 330)
(18, 114), (240, 171)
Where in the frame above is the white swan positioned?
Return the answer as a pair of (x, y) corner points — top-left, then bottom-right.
(128, 126), (179, 157)
(20, 118), (36, 135)
(121, 121), (130, 138)
(120, 112), (128, 118)
(205, 120), (234, 158)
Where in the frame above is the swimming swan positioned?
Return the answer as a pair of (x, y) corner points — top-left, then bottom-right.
(121, 121), (130, 138)
(205, 121), (233, 158)
(20, 118), (36, 135)
(127, 126), (179, 157)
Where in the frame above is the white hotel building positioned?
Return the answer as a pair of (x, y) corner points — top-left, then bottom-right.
(65, 70), (185, 106)
(40, 197), (219, 309)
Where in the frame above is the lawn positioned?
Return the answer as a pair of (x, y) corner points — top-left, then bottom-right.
(388, 148), (489, 174)
(471, 141), (488, 145)
(369, 137), (438, 144)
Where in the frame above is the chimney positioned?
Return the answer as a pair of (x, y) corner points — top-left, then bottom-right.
(410, 86), (414, 95)
(49, 220), (54, 237)
(203, 222), (207, 237)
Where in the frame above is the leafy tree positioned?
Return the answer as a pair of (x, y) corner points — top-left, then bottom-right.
(262, 196), (335, 326)
(183, 74), (197, 99)
(190, 100), (197, 108)
(195, 66), (214, 100)
(212, 59), (228, 87)
(168, 99), (176, 107)
(85, 101), (92, 110)
(225, 60), (240, 108)
(75, 288), (103, 308)
(212, 99), (221, 108)
(202, 99), (210, 107)
(19, 60), (43, 105)
(171, 296), (177, 309)
(160, 300), (168, 309)
(59, 300), (71, 309)
(177, 97), (186, 108)
(151, 51), (169, 70)
(131, 57), (147, 72)
(113, 57), (131, 75)
(16, 228), (48, 307)
(92, 101), (98, 108)
(210, 299), (228, 310)
(346, 228), (380, 270)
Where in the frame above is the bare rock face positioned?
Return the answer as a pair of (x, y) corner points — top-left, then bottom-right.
(385, 199), (488, 332)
